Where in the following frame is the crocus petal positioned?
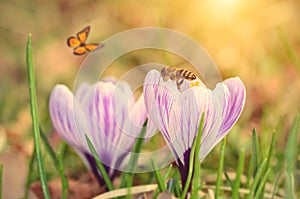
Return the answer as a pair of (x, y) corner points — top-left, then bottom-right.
(143, 70), (179, 139)
(143, 70), (246, 164)
(49, 85), (89, 152)
(217, 77), (246, 137)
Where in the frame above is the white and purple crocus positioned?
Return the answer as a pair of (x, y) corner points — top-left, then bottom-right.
(143, 70), (246, 187)
(49, 78), (154, 185)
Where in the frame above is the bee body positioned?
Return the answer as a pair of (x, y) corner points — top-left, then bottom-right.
(161, 66), (197, 89)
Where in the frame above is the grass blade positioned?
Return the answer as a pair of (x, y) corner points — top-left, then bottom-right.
(26, 34), (50, 199)
(215, 137), (226, 199)
(245, 155), (253, 190)
(252, 128), (261, 177)
(40, 127), (59, 169)
(232, 148), (245, 199)
(191, 113), (205, 197)
(257, 131), (276, 198)
(266, 131), (276, 171)
(166, 178), (176, 193)
(163, 164), (173, 180)
(181, 113), (204, 199)
(224, 172), (233, 189)
(119, 119), (148, 189)
(24, 149), (36, 199)
(284, 115), (299, 199)
(173, 178), (182, 197)
(254, 168), (271, 199)
(246, 158), (267, 199)
(85, 135), (114, 191)
(271, 173), (282, 199)
(57, 151), (69, 199)
(151, 159), (166, 192)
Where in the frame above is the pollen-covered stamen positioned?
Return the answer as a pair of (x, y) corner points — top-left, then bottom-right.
(189, 80), (201, 88)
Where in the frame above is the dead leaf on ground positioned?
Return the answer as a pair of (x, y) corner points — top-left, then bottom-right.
(30, 172), (106, 199)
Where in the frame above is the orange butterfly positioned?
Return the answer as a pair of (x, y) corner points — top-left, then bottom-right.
(67, 26), (104, 55)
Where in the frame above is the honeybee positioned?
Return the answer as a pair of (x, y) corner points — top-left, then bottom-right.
(160, 66), (198, 89)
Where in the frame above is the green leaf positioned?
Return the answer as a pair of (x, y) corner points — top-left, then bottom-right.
(252, 128), (261, 177)
(224, 172), (233, 189)
(232, 148), (245, 199)
(85, 135), (114, 191)
(151, 159), (166, 196)
(26, 34), (50, 199)
(57, 151), (69, 199)
(254, 168), (271, 199)
(191, 113), (205, 196)
(246, 158), (267, 199)
(40, 127), (59, 169)
(215, 137), (226, 199)
(119, 119), (148, 189)
(24, 149), (35, 199)
(271, 173), (282, 199)
(163, 164), (173, 180)
(284, 115), (299, 199)
(181, 113), (204, 199)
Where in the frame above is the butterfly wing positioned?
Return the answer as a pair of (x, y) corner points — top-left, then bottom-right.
(67, 36), (81, 48)
(85, 43), (104, 52)
(73, 46), (87, 55)
(76, 26), (90, 44)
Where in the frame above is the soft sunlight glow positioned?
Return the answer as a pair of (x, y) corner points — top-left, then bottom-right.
(200, 0), (242, 23)
(217, 0), (238, 8)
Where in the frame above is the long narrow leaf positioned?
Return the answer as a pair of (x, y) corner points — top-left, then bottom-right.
(254, 168), (271, 199)
(24, 149), (36, 199)
(246, 158), (267, 199)
(85, 135), (114, 191)
(245, 155), (253, 189)
(57, 151), (68, 199)
(271, 173), (282, 199)
(215, 137), (226, 199)
(163, 164), (173, 180)
(40, 127), (59, 169)
(284, 115), (299, 199)
(257, 131), (276, 198)
(252, 128), (261, 177)
(119, 119), (148, 189)
(191, 112), (205, 197)
(181, 113), (204, 199)
(232, 148), (245, 199)
(26, 34), (50, 199)
(151, 159), (166, 193)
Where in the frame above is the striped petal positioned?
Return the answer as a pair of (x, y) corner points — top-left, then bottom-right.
(49, 85), (89, 152)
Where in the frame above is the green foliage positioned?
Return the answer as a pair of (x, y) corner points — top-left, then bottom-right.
(215, 137), (226, 199)
(284, 115), (299, 199)
(26, 34), (50, 199)
(85, 135), (114, 191)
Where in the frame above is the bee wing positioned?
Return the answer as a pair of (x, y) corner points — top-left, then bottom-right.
(73, 46), (87, 56)
(67, 36), (81, 48)
(76, 26), (90, 43)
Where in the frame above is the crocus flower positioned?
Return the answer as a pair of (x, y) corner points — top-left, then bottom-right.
(49, 78), (154, 185)
(143, 69), (246, 187)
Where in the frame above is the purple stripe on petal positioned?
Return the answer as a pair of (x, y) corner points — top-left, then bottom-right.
(218, 77), (246, 137)
(49, 85), (88, 152)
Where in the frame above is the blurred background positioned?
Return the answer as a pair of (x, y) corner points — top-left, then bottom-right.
(0, 0), (299, 198)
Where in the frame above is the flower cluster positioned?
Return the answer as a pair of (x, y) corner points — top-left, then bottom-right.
(49, 69), (246, 187)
